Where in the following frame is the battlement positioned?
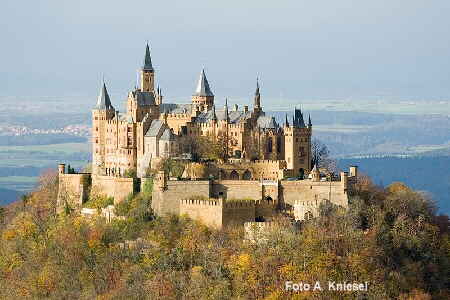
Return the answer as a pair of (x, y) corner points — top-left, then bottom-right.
(223, 199), (256, 208)
(181, 198), (222, 206)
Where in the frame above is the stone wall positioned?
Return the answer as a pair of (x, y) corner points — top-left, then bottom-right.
(180, 199), (223, 228)
(281, 180), (348, 209)
(222, 200), (256, 227)
(152, 180), (211, 216)
(57, 173), (91, 210)
(212, 180), (262, 200)
(91, 175), (136, 204)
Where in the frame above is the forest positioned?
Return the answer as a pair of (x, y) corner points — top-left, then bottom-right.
(0, 170), (449, 299)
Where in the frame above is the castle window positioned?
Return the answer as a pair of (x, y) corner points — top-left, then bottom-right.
(267, 138), (273, 153)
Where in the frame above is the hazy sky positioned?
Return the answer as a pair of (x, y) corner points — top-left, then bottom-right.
(2, 1), (450, 103)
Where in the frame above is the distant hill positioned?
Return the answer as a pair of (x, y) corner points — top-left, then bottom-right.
(0, 188), (23, 206)
(339, 156), (450, 214)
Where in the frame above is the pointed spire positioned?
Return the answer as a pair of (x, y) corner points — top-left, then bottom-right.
(255, 77), (260, 96)
(285, 114), (289, 127)
(142, 43), (153, 71)
(212, 105), (217, 121)
(254, 77), (261, 109)
(95, 81), (114, 110)
(299, 109), (306, 127)
(194, 68), (214, 97)
(224, 98), (229, 121)
(308, 114), (312, 127)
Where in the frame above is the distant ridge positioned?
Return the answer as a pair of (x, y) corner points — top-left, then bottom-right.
(0, 188), (23, 206)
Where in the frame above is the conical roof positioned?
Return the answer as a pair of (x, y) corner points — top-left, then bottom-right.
(142, 43), (153, 71)
(194, 69), (214, 97)
(95, 82), (114, 110)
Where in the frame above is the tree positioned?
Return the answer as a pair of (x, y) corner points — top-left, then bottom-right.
(311, 138), (337, 173)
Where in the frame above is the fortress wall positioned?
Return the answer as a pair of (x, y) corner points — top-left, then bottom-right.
(58, 173), (91, 208)
(152, 180), (211, 216)
(255, 199), (278, 219)
(281, 180), (348, 208)
(212, 180), (261, 200)
(179, 199), (223, 228)
(222, 200), (256, 227)
(92, 175), (135, 204)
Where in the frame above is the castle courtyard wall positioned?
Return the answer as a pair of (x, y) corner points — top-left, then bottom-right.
(57, 173), (91, 209)
(179, 199), (223, 228)
(222, 201), (256, 227)
(152, 180), (211, 216)
(280, 180), (348, 208)
(212, 180), (262, 200)
(92, 175), (135, 204)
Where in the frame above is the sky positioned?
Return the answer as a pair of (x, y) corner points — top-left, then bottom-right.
(1, 0), (450, 104)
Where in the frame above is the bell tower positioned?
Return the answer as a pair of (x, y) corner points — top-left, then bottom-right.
(140, 43), (155, 92)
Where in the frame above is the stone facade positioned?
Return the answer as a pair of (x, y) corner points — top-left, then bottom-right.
(152, 167), (356, 228)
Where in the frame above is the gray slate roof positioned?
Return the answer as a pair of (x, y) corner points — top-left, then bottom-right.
(160, 128), (175, 141)
(160, 103), (193, 114)
(95, 83), (114, 110)
(145, 120), (164, 137)
(193, 69), (214, 97)
(195, 108), (252, 124)
(257, 115), (278, 129)
(142, 44), (153, 71)
(132, 90), (156, 106)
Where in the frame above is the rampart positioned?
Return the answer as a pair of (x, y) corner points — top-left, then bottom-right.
(91, 175), (136, 204)
(57, 173), (91, 210)
(152, 180), (211, 216)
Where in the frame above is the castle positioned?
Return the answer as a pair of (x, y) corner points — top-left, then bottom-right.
(57, 44), (357, 228)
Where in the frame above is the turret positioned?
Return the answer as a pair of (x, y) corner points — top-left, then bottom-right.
(311, 165), (320, 182)
(58, 164), (66, 175)
(192, 68), (214, 111)
(92, 82), (115, 175)
(349, 165), (358, 178)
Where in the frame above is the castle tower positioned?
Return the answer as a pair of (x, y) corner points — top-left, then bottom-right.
(253, 78), (263, 115)
(92, 82), (115, 175)
(284, 109), (312, 177)
(311, 164), (320, 181)
(192, 69), (214, 111)
(140, 43), (155, 92)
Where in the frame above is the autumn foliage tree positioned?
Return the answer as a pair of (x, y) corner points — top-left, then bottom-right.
(0, 168), (449, 299)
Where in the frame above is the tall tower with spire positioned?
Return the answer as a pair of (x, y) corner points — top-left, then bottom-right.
(140, 43), (155, 92)
(192, 69), (214, 111)
(92, 82), (115, 175)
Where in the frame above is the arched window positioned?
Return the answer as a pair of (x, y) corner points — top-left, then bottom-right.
(267, 138), (273, 153)
(230, 170), (239, 180)
(242, 170), (252, 180)
(276, 136), (281, 153)
(299, 168), (305, 179)
(304, 211), (313, 221)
